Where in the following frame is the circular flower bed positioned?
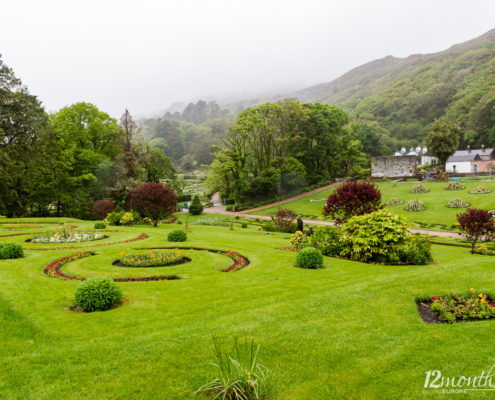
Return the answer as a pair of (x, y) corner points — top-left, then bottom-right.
(445, 181), (465, 190)
(113, 249), (191, 267)
(446, 198), (470, 208)
(385, 198), (404, 206)
(469, 186), (492, 194)
(43, 247), (249, 282)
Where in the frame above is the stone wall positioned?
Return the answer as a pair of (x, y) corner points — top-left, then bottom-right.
(371, 156), (417, 178)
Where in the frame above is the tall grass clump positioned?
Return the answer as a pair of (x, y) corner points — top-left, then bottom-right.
(194, 335), (270, 400)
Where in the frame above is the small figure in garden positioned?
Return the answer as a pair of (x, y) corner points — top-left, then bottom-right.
(305, 227), (313, 237)
(297, 218), (303, 232)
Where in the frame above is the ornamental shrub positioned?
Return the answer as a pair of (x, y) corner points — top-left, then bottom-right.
(289, 231), (306, 250)
(405, 199), (426, 212)
(323, 181), (382, 223)
(296, 247), (324, 269)
(271, 208), (297, 232)
(74, 277), (122, 312)
(168, 229), (187, 242)
(129, 182), (177, 227)
(447, 198), (470, 208)
(473, 243), (489, 255)
(94, 222), (106, 229)
(105, 210), (125, 226)
(119, 212), (134, 225)
(385, 198), (404, 206)
(397, 237), (432, 265)
(457, 208), (495, 253)
(470, 186), (491, 194)
(410, 184), (429, 194)
(0, 243), (24, 259)
(309, 226), (342, 256)
(445, 181), (465, 190)
(261, 222), (277, 232)
(189, 195), (204, 215)
(340, 210), (410, 263)
(92, 199), (114, 220)
(241, 222), (248, 228)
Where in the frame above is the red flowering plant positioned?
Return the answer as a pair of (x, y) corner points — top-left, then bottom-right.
(223, 250), (249, 272)
(430, 289), (495, 323)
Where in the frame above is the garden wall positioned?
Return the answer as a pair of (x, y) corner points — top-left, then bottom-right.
(371, 156), (417, 178)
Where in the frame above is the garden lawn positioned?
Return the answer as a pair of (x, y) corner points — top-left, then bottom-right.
(252, 179), (495, 230)
(1, 216), (495, 399)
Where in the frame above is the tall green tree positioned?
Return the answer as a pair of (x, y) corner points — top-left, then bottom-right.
(425, 120), (460, 172)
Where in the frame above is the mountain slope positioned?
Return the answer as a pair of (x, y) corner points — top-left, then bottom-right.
(289, 28), (495, 146)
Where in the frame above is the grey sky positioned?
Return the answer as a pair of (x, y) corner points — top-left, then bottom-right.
(2, 0), (495, 118)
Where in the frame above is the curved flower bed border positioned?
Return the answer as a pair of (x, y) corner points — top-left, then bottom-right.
(28, 233), (148, 251)
(44, 251), (179, 282)
(137, 246), (250, 272)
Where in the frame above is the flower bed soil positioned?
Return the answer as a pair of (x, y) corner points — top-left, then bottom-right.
(417, 299), (495, 324)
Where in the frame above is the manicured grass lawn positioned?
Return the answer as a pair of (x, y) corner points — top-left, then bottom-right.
(252, 179), (495, 230)
(1, 216), (495, 398)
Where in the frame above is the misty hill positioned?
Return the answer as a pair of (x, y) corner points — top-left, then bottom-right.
(230, 28), (495, 148)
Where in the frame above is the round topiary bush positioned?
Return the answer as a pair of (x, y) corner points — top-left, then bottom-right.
(74, 277), (122, 312)
(188, 195), (204, 215)
(0, 243), (24, 259)
(167, 229), (187, 242)
(410, 184), (429, 194)
(296, 247), (324, 269)
(405, 199), (426, 212)
(94, 221), (107, 229)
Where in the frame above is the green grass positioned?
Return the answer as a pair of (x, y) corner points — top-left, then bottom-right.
(1, 216), (495, 398)
(252, 179), (495, 230)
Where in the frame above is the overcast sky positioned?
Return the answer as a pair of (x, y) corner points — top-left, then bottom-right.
(2, 0), (495, 118)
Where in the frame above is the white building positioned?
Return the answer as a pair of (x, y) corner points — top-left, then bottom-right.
(445, 153), (480, 173)
(392, 146), (437, 166)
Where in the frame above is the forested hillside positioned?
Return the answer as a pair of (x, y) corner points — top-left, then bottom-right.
(291, 28), (495, 147)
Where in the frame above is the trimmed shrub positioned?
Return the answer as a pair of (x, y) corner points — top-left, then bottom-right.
(0, 243), (24, 259)
(405, 199), (426, 212)
(397, 237), (432, 265)
(296, 247), (324, 269)
(447, 198), (470, 208)
(309, 226), (342, 256)
(177, 220), (183, 225)
(74, 277), (122, 312)
(189, 195), (204, 215)
(92, 199), (114, 220)
(94, 222), (107, 229)
(261, 222), (277, 232)
(241, 222), (248, 228)
(168, 229), (187, 242)
(445, 181), (465, 190)
(410, 184), (429, 194)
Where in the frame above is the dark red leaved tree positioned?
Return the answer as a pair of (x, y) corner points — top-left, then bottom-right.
(92, 199), (114, 220)
(457, 208), (495, 253)
(129, 182), (177, 227)
(323, 181), (382, 224)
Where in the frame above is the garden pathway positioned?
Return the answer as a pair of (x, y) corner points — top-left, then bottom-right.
(202, 204), (461, 238)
